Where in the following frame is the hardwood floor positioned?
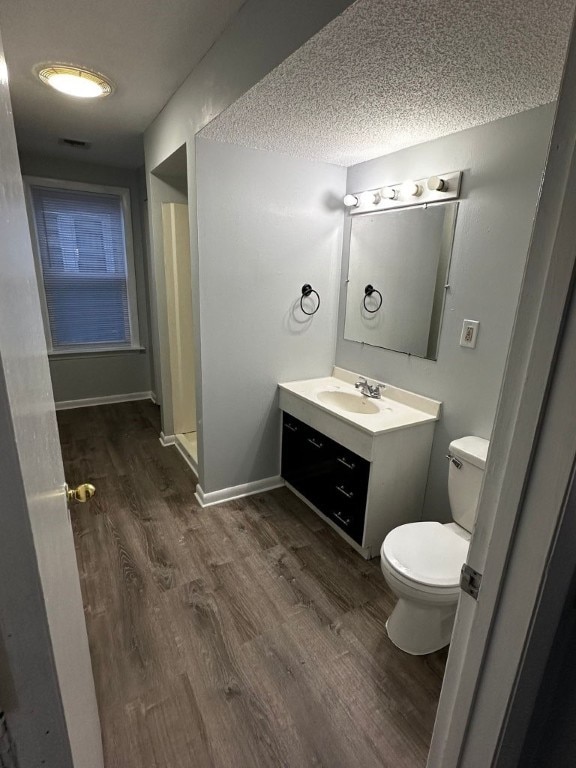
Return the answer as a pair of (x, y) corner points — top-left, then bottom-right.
(58, 400), (447, 768)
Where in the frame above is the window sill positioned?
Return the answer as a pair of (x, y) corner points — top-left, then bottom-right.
(48, 346), (146, 361)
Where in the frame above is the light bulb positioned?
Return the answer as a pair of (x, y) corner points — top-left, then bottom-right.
(381, 187), (398, 201)
(343, 194), (359, 208)
(427, 176), (447, 192)
(403, 181), (422, 197)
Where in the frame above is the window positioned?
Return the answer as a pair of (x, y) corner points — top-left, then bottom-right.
(25, 178), (140, 354)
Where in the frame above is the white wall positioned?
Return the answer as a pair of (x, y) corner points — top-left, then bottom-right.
(196, 137), (345, 492)
(18, 152), (153, 403)
(337, 104), (556, 521)
(144, 0), (353, 483)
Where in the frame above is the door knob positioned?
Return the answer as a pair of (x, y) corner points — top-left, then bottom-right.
(66, 483), (96, 503)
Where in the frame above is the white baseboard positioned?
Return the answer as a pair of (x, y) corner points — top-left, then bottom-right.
(149, 391), (158, 404)
(195, 476), (284, 508)
(175, 440), (199, 478)
(55, 391), (154, 411)
(159, 432), (176, 447)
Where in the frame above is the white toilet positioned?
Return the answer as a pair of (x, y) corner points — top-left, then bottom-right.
(380, 435), (489, 655)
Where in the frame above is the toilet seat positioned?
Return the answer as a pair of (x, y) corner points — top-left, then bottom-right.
(382, 522), (469, 592)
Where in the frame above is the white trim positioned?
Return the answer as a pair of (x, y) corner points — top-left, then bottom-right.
(150, 391), (158, 404)
(159, 432), (176, 446)
(195, 476), (284, 508)
(174, 440), (199, 478)
(55, 391), (153, 410)
(22, 175), (141, 353)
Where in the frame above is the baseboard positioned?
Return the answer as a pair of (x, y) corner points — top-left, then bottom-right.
(55, 391), (154, 411)
(149, 391), (158, 404)
(175, 440), (199, 478)
(195, 476), (284, 508)
(159, 432), (176, 447)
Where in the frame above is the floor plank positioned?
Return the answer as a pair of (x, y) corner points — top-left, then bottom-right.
(60, 400), (446, 768)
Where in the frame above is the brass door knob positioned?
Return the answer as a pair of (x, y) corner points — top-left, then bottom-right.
(66, 483), (96, 503)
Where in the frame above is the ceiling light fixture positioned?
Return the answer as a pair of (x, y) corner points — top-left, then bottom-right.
(37, 65), (113, 99)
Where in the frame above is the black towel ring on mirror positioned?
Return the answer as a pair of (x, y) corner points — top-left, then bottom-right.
(363, 284), (383, 313)
(300, 284), (320, 316)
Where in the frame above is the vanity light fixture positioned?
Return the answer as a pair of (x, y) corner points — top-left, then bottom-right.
(403, 181), (422, 197)
(37, 65), (113, 98)
(345, 170), (462, 216)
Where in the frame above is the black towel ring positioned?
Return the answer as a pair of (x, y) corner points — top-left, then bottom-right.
(300, 284), (320, 316)
(363, 284), (383, 313)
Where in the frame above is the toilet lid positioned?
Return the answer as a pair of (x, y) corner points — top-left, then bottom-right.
(382, 522), (469, 588)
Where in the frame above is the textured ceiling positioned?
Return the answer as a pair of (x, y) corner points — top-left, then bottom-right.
(202, 0), (575, 166)
(0, 0), (247, 167)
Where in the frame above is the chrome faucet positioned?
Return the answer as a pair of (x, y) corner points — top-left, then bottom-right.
(355, 377), (386, 399)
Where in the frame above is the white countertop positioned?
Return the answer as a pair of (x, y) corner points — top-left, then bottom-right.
(278, 368), (441, 437)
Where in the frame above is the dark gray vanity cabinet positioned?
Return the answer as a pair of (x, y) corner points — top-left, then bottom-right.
(281, 413), (369, 544)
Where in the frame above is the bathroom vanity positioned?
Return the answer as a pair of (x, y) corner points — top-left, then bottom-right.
(279, 368), (441, 558)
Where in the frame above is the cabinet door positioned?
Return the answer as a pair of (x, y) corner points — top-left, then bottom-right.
(281, 414), (334, 507)
(281, 414), (305, 486)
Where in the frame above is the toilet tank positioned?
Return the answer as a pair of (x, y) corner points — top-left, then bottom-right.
(448, 436), (490, 533)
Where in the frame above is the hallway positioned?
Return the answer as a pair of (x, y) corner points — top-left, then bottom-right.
(59, 401), (446, 768)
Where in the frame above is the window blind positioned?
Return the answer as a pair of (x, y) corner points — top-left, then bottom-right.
(31, 185), (134, 351)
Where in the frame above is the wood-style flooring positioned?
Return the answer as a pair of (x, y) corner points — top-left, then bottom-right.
(58, 400), (447, 768)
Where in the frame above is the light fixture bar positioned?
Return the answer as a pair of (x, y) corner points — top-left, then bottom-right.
(345, 170), (462, 215)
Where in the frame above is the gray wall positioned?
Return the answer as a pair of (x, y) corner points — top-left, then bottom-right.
(144, 0), (354, 483)
(18, 152), (152, 403)
(336, 104), (555, 521)
(196, 137), (345, 492)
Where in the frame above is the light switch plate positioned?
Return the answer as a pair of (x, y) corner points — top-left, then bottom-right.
(460, 319), (480, 348)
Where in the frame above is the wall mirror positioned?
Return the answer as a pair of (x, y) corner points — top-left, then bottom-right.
(343, 202), (458, 360)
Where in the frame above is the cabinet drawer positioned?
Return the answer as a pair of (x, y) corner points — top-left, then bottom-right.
(332, 446), (370, 491)
(328, 495), (365, 543)
(331, 479), (368, 514)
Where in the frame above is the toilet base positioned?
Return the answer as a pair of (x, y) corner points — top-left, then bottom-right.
(385, 597), (457, 655)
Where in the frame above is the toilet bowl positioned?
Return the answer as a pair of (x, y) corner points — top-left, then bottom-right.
(381, 435), (489, 655)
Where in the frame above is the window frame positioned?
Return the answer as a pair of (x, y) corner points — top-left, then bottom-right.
(23, 176), (141, 355)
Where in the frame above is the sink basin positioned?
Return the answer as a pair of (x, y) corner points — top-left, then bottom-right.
(316, 390), (380, 414)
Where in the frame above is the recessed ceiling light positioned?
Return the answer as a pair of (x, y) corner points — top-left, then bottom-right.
(37, 65), (113, 99)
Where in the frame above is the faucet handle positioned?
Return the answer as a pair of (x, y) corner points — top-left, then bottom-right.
(355, 377), (368, 388)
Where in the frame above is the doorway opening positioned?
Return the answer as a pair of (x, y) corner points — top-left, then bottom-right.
(150, 145), (198, 469)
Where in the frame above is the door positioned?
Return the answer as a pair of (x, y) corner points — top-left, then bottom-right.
(0, 30), (103, 768)
(428, 12), (576, 767)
